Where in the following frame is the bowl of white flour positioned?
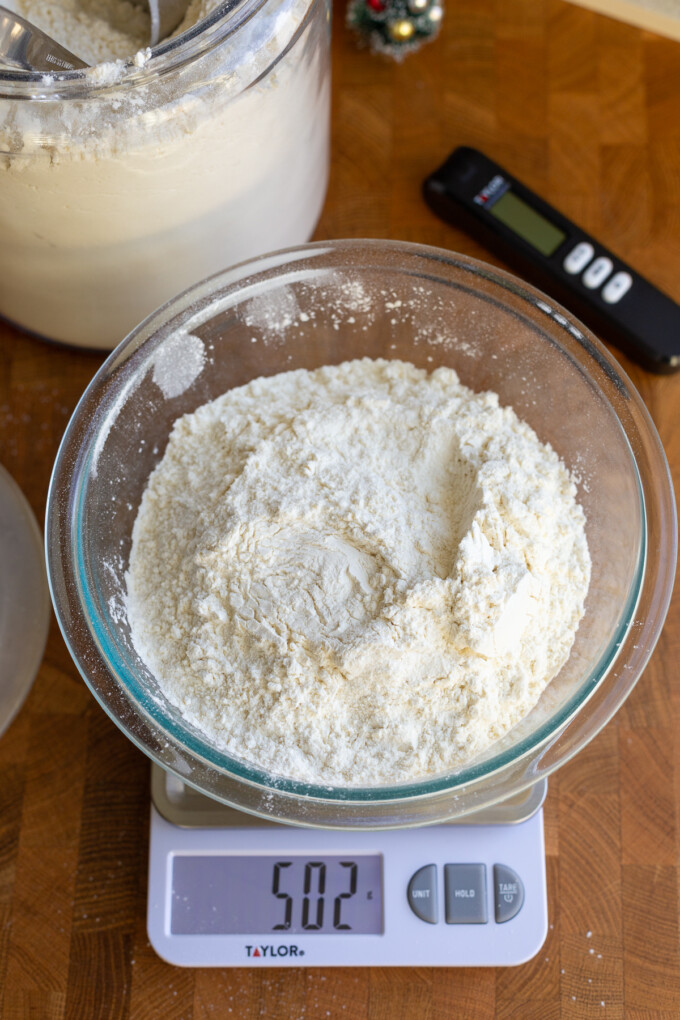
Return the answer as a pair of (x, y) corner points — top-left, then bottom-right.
(0, 0), (330, 349)
(46, 240), (677, 827)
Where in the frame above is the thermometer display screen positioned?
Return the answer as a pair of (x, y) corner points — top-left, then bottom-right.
(171, 854), (383, 935)
(489, 190), (566, 256)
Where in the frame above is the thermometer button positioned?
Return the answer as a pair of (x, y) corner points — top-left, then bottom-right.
(582, 256), (614, 289)
(563, 241), (594, 274)
(494, 864), (525, 923)
(602, 271), (633, 304)
(407, 864), (438, 924)
(444, 864), (488, 924)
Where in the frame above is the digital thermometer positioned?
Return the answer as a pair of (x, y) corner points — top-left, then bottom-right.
(423, 146), (680, 372)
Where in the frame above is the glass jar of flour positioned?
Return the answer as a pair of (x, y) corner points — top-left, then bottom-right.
(0, 0), (330, 349)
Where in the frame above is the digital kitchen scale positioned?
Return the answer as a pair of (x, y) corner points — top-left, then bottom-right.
(147, 764), (548, 967)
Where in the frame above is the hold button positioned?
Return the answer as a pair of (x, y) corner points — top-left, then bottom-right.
(444, 864), (488, 924)
(407, 864), (438, 924)
(494, 864), (524, 923)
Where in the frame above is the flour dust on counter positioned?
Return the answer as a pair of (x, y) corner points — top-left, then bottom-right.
(126, 358), (591, 786)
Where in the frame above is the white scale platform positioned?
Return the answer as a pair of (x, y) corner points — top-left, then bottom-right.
(148, 765), (548, 968)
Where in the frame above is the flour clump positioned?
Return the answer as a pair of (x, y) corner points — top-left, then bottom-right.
(126, 358), (591, 785)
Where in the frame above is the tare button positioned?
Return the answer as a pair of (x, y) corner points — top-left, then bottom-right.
(444, 864), (488, 924)
(494, 864), (525, 923)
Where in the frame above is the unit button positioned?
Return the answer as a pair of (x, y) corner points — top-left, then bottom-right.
(444, 864), (488, 924)
(407, 864), (438, 924)
(494, 865), (525, 923)
(582, 256), (614, 289)
(602, 271), (633, 304)
(563, 241), (594, 274)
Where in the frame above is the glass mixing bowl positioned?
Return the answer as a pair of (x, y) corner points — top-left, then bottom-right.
(46, 240), (677, 828)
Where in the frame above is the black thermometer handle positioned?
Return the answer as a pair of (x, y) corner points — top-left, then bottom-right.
(423, 146), (680, 373)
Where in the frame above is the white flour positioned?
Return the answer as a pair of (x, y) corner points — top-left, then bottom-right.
(4, 0), (281, 63)
(126, 359), (591, 786)
(5, 0), (150, 63)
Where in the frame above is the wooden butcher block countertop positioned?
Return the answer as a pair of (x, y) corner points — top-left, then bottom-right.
(1, 1), (679, 1016)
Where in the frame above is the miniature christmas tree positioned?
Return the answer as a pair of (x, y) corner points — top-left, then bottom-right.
(347, 0), (443, 59)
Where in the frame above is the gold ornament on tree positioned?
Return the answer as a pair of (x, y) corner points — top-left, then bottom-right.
(388, 17), (415, 41)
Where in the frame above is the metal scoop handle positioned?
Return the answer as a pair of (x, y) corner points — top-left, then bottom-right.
(0, 5), (88, 71)
(144, 0), (191, 45)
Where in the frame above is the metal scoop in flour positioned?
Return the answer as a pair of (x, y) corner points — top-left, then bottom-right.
(0, 6), (88, 70)
(0, 0), (189, 72)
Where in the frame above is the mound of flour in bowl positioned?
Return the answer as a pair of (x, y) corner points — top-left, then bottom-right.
(126, 358), (591, 785)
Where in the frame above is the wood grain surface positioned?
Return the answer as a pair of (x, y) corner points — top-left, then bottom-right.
(1, 1), (680, 1016)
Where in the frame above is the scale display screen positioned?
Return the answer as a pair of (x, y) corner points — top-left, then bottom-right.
(171, 854), (383, 935)
(489, 190), (566, 256)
